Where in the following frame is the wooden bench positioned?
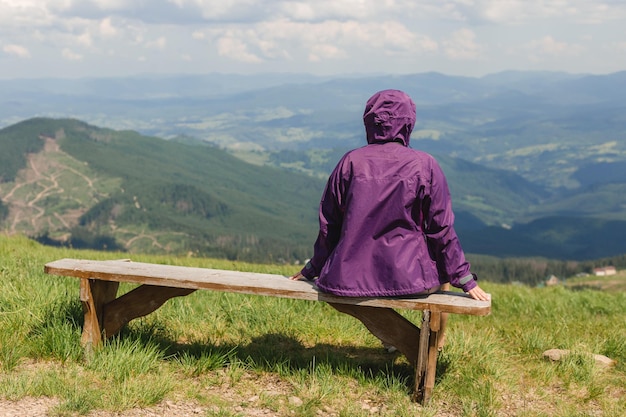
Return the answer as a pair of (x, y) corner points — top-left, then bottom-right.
(44, 258), (491, 404)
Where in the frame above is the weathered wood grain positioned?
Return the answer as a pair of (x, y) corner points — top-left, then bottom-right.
(45, 258), (490, 315)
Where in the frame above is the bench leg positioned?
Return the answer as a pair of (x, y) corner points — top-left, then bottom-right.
(102, 285), (196, 338)
(327, 303), (442, 404)
(425, 313), (441, 402)
(437, 283), (450, 351)
(413, 310), (442, 404)
(414, 310), (430, 402)
(80, 278), (120, 350)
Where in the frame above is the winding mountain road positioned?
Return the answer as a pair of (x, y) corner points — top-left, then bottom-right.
(1, 137), (98, 234)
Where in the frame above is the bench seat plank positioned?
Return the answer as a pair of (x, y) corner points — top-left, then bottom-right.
(44, 258), (490, 315)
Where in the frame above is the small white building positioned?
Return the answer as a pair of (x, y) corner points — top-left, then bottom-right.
(545, 275), (560, 286)
(593, 266), (617, 276)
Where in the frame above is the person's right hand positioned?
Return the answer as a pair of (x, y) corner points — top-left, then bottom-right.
(289, 272), (305, 281)
(467, 285), (491, 301)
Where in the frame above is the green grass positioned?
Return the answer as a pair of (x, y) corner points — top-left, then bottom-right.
(0, 234), (625, 416)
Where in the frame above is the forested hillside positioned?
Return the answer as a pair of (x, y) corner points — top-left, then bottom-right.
(0, 118), (48, 182)
(0, 118), (322, 261)
(2, 114), (626, 263)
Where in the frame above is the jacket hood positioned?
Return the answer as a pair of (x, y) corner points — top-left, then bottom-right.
(363, 89), (416, 146)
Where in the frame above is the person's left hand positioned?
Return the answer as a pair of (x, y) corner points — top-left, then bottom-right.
(467, 285), (491, 301)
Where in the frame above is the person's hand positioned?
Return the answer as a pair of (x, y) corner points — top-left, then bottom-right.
(289, 272), (306, 281)
(467, 285), (491, 301)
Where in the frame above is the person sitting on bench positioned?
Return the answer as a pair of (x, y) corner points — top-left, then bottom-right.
(290, 89), (490, 304)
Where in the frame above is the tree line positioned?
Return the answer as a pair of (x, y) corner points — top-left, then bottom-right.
(32, 224), (625, 286)
(469, 253), (626, 286)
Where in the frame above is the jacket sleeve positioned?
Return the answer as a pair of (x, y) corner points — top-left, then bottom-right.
(422, 158), (477, 292)
(300, 157), (348, 279)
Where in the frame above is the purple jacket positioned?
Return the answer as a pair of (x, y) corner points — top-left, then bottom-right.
(300, 89), (477, 296)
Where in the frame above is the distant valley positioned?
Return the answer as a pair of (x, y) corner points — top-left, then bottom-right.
(3, 70), (625, 190)
(1, 71), (626, 262)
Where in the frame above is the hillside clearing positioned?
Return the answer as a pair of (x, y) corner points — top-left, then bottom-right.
(565, 269), (626, 291)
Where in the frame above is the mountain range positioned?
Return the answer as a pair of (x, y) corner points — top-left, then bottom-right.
(1, 71), (626, 262)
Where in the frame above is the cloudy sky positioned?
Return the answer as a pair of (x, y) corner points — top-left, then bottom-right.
(1, 0), (625, 79)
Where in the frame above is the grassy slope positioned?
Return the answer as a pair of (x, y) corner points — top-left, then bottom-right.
(0, 234), (624, 416)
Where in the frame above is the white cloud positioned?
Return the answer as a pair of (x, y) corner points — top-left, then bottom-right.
(77, 31), (93, 47)
(169, 0), (257, 18)
(209, 18), (438, 64)
(217, 36), (263, 63)
(525, 36), (584, 57)
(90, 0), (129, 9)
(145, 36), (167, 49)
(443, 28), (482, 60)
(62, 48), (83, 60)
(480, 0), (566, 23)
(192, 30), (205, 40)
(99, 17), (117, 37)
(3, 1), (626, 28)
(279, 0), (374, 20)
(280, 1), (317, 20)
(255, 38), (291, 60)
(445, 0), (626, 24)
(3, 44), (31, 58)
(0, 0), (625, 78)
(0, 1), (52, 28)
(308, 44), (345, 62)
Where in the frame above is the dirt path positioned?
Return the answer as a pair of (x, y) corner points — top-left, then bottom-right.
(1, 137), (171, 251)
(2, 138), (71, 233)
(0, 398), (220, 417)
(0, 398), (60, 417)
(125, 230), (166, 250)
(1, 137), (102, 234)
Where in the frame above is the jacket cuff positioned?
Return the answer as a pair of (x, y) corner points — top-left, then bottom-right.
(458, 273), (478, 292)
(300, 261), (317, 281)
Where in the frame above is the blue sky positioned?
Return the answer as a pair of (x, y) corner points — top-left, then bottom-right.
(1, 0), (625, 79)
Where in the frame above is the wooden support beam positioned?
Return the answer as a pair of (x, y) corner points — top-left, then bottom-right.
(103, 285), (196, 337)
(413, 310), (431, 403)
(327, 303), (421, 367)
